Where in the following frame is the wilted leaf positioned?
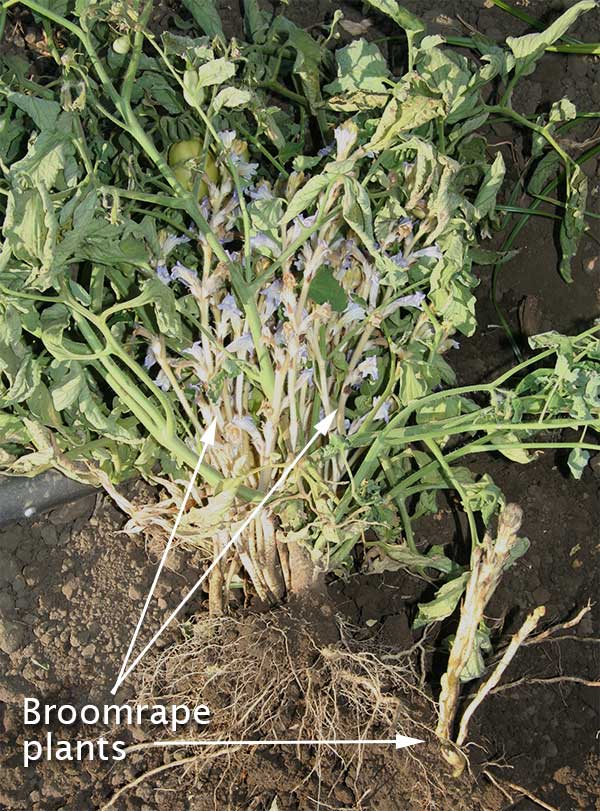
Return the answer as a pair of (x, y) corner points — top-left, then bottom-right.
(559, 165), (587, 283)
(567, 447), (590, 479)
(507, 0), (596, 79)
(324, 40), (389, 96)
(413, 572), (469, 629)
(363, 0), (424, 33)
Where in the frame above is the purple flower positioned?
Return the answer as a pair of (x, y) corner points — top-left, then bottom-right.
(342, 300), (366, 323)
(218, 129), (236, 149)
(170, 262), (199, 289)
(260, 279), (283, 318)
(227, 332), (254, 356)
(318, 143), (333, 158)
(247, 183), (274, 201)
(183, 342), (204, 362)
(397, 292), (426, 310)
(413, 245), (442, 260)
(356, 356), (378, 382)
(218, 294), (242, 318)
(156, 264), (171, 284)
(391, 252), (409, 269)
(250, 233), (279, 254)
(374, 397), (391, 422)
(296, 213), (318, 228)
(144, 347), (157, 370)
(161, 233), (190, 256)
(154, 369), (171, 391)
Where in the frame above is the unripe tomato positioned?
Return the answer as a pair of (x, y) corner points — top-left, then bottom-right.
(113, 35), (130, 54)
(168, 139), (219, 198)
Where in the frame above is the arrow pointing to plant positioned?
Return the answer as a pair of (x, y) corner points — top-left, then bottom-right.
(110, 411), (338, 694)
(141, 733), (424, 750)
(115, 419), (218, 685)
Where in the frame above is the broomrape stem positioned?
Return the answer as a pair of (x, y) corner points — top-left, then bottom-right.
(455, 606), (546, 748)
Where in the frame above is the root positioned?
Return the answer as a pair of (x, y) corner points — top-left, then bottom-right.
(105, 610), (472, 810)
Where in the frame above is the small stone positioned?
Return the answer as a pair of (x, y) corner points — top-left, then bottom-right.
(155, 582), (171, 598)
(0, 618), (26, 654)
(61, 579), (78, 600)
(128, 583), (143, 600)
(81, 643), (96, 659)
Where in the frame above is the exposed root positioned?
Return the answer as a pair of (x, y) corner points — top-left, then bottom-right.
(104, 609), (499, 810)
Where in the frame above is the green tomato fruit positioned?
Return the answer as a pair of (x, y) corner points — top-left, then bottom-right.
(113, 36), (131, 55)
(168, 139), (219, 198)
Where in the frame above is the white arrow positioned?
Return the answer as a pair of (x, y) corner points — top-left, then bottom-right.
(111, 411), (338, 694)
(136, 733), (424, 750)
(114, 419), (217, 685)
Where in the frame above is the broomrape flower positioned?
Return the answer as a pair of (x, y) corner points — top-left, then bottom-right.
(217, 129), (236, 149)
(356, 356), (379, 382)
(397, 291), (426, 310)
(226, 332), (254, 357)
(247, 183), (274, 201)
(218, 294), (243, 319)
(296, 213), (318, 228)
(334, 121), (358, 160)
(373, 397), (391, 422)
(250, 232), (279, 255)
(232, 415), (265, 455)
(302, 239), (331, 281)
(338, 300), (367, 328)
(296, 367), (315, 388)
(143, 347), (157, 370)
(154, 369), (171, 391)
(160, 232), (191, 257)
(156, 263), (171, 284)
(412, 245), (442, 261)
(231, 154), (258, 180)
(260, 279), (283, 319)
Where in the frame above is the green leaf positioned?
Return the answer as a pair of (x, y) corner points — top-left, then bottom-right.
(413, 571), (469, 629)
(51, 363), (85, 411)
(567, 447), (590, 479)
(507, 0), (596, 79)
(363, 0), (425, 33)
(183, 60), (236, 105)
(5, 91), (61, 130)
(273, 18), (323, 112)
(473, 152), (505, 220)
(459, 623), (492, 682)
(367, 92), (444, 151)
(324, 40), (389, 96)
(213, 87), (252, 112)
(243, 0), (269, 43)
(503, 535), (530, 570)
(197, 58), (235, 88)
(181, 0), (224, 39)
(282, 174), (331, 224)
(308, 266), (348, 312)
(143, 278), (183, 339)
(559, 165), (587, 283)
(9, 130), (76, 190)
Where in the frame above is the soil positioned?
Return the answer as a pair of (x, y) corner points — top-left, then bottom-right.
(1, 2), (600, 810)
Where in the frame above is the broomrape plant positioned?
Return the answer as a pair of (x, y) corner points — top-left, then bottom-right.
(0, 0), (599, 743)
